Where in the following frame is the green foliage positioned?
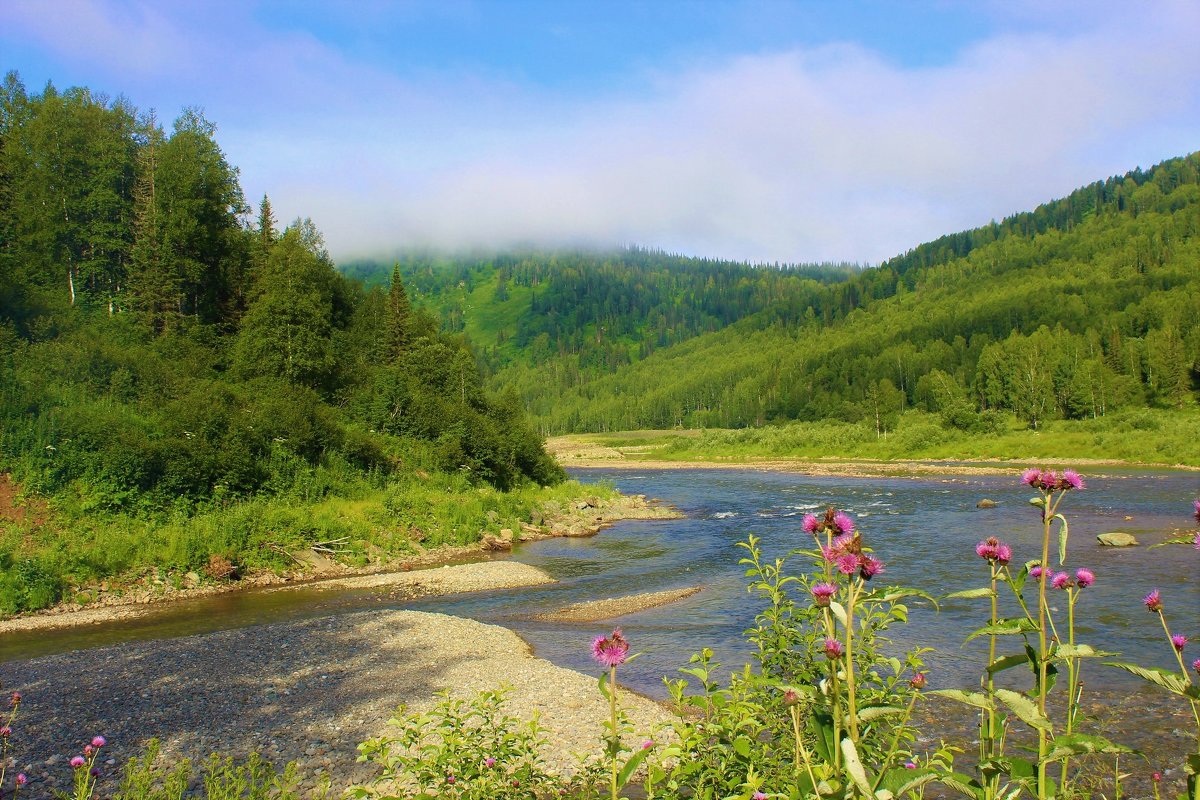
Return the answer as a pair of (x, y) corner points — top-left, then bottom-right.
(349, 688), (566, 799)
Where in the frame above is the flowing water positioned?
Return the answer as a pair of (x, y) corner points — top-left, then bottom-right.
(3, 467), (1198, 700)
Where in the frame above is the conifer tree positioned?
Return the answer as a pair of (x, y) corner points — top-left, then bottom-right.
(128, 111), (177, 333)
(386, 263), (413, 361)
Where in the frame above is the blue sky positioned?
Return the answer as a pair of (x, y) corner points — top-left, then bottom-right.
(3, 1), (1198, 264)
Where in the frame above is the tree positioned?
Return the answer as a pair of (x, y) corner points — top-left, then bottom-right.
(386, 263), (413, 361)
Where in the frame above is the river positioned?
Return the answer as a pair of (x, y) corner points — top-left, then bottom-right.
(3, 466), (1198, 700)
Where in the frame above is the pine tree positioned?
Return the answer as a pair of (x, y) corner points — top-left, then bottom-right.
(386, 263), (412, 361)
(127, 111), (178, 334)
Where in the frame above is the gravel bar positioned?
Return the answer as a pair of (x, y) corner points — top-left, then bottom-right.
(1, 610), (674, 797)
(536, 587), (703, 622)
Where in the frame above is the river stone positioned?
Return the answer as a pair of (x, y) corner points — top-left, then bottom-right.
(1097, 531), (1139, 547)
(976, 499), (998, 509)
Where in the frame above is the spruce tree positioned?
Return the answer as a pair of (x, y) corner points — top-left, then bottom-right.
(386, 263), (412, 361)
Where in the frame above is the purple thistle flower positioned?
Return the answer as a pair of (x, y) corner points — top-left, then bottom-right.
(91, 735), (106, 748)
(823, 638), (844, 659)
(995, 544), (1012, 565)
(446, 775), (456, 785)
(484, 757), (496, 768)
(1029, 565), (1044, 579)
(83, 745), (93, 757)
(1075, 568), (1094, 588)
(1061, 470), (1084, 490)
(9, 692), (19, 707)
(910, 673), (927, 689)
(1051, 572), (1071, 590)
(591, 629), (629, 668)
(70, 756), (86, 769)
(1193, 499), (1200, 524)
(753, 793), (768, 800)
(859, 555), (885, 580)
(1144, 589), (1163, 612)
(1172, 634), (1187, 652)
(802, 513), (820, 533)
(836, 553), (860, 575)
(976, 540), (997, 560)
(1041, 470), (1057, 488)
(905, 761), (917, 769)
(1022, 468), (1041, 486)
(833, 512), (855, 535)
(1194, 531), (1200, 551)
(811, 582), (837, 607)
(1192, 658), (1200, 675)
(15, 773), (27, 786)
(783, 688), (800, 706)
(90, 767), (100, 778)
(0, 726), (10, 738)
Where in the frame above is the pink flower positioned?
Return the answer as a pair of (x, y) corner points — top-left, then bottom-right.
(905, 761), (917, 769)
(91, 735), (106, 748)
(836, 553), (860, 575)
(1193, 499), (1200, 524)
(833, 512), (855, 535)
(1041, 470), (1057, 487)
(995, 544), (1012, 565)
(823, 638), (843, 659)
(1172, 634), (1187, 652)
(1022, 468), (1041, 486)
(1144, 589), (1163, 612)
(1075, 568), (1094, 588)
(1153, 772), (1162, 782)
(976, 539), (997, 560)
(0, 726), (10, 738)
(642, 740), (654, 750)
(484, 757), (496, 768)
(1061, 470), (1084, 490)
(783, 688), (800, 706)
(1192, 658), (1200, 675)
(446, 775), (456, 785)
(9, 692), (19, 707)
(859, 555), (885, 580)
(15, 773), (27, 786)
(811, 582), (837, 607)
(592, 629), (629, 668)
(802, 514), (820, 533)
(84, 745), (93, 756)
(1029, 565), (1044, 579)
(910, 673), (927, 689)
(70, 756), (86, 769)
(1051, 572), (1071, 590)
(753, 793), (768, 800)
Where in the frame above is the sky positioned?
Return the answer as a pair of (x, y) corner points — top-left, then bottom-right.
(2, 0), (1199, 265)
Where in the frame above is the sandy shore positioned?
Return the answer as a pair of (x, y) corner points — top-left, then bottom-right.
(1, 610), (675, 797)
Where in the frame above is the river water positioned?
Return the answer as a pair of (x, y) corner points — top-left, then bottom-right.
(3, 467), (1198, 700)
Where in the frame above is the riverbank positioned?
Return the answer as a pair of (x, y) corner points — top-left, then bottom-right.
(548, 433), (1200, 477)
(1, 609), (675, 797)
(0, 492), (681, 634)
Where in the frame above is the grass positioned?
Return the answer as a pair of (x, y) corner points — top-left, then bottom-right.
(553, 409), (1200, 468)
(0, 471), (616, 616)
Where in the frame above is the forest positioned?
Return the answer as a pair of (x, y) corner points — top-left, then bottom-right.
(0, 72), (564, 613)
(350, 153), (1200, 436)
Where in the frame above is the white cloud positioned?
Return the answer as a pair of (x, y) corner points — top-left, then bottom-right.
(5, 1), (1199, 264)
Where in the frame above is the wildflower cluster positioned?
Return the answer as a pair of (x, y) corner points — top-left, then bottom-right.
(1021, 467), (1084, 492)
(1, 689), (25, 797)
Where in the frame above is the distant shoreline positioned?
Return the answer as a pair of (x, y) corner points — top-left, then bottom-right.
(555, 455), (1200, 478)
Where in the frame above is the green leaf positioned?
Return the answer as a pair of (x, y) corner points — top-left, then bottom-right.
(830, 601), (848, 627)
(1053, 513), (1069, 565)
(1185, 753), (1200, 776)
(867, 586), (939, 609)
(929, 689), (994, 710)
(1045, 733), (1134, 760)
(840, 737), (877, 799)
(943, 587), (996, 600)
(1149, 536), (1196, 549)
(617, 747), (651, 787)
(1104, 662), (1191, 696)
(856, 705), (906, 723)
(965, 618), (1038, 642)
(597, 670), (610, 700)
(939, 772), (984, 799)
(879, 767), (937, 797)
(995, 689), (1052, 732)
(988, 653), (1031, 674)
(732, 736), (752, 758)
(808, 712), (836, 764)
(1054, 644), (1116, 659)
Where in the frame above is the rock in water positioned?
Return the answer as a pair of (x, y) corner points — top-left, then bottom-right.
(1097, 532), (1139, 547)
(976, 499), (998, 509)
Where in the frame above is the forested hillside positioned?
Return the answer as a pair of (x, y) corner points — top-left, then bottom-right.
(0, 73), (564, 613)
(390, 154), (1199, 434)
